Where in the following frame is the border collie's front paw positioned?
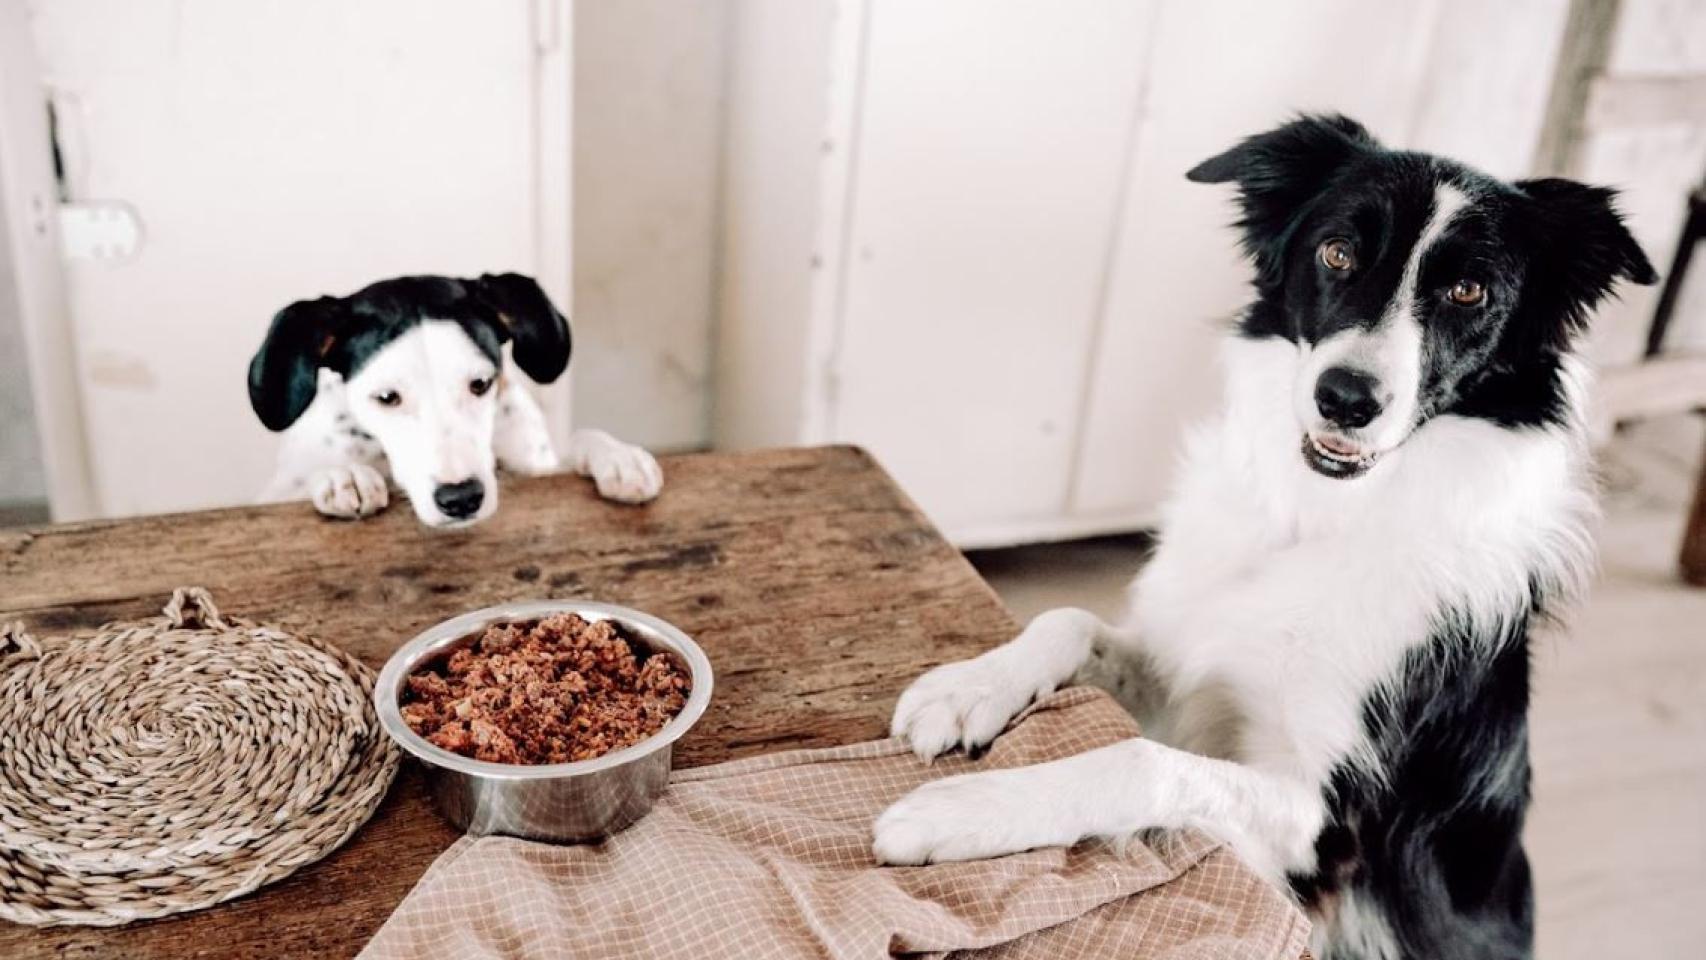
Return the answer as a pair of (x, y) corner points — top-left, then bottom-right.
(873, 770), (1058, 865)
(891, 654), (1039, 761)
(588, 442), (663, 504)
(309, 464), (389, 519)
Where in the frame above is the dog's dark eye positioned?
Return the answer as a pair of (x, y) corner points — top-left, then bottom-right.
(1318, 239), (1356, 272)
(469, 376), (495, 397)
(373, 389), (402, 408)
(1447, 280), (1485, 306)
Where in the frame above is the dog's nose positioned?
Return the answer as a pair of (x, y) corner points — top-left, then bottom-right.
(432, 478), (485, 519)
(1314, 367), (1382, 429)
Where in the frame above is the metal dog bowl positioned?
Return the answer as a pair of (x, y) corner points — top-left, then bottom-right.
(374, 600), (713, 842)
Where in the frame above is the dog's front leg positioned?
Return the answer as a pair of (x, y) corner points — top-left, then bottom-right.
(565, 428), (663, 504)
(304, 463), (390, 519)
(494, 381), (560, 476)
(259, 435), (389, 520)
(873, 739), (1321, 884)
(492, 381), (661, 502)
(260, 462), (390, 519)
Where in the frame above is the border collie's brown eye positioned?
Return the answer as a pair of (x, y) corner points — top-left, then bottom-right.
(1318, 238), (1356, 271)
(470, 376), (495, 397)
(1448, 280), (1485, 306)
(373, 389), (402, 408)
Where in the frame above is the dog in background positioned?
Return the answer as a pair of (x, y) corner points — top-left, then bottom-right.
(249, 273), (661, 527)
(872, 115), (1655, 959)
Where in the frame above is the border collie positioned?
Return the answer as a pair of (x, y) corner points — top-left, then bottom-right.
(249, 273), (661, 527)
(872, 115), (1655, 959)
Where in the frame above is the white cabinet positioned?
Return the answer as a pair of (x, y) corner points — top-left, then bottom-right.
(715, 0), (1571, 546)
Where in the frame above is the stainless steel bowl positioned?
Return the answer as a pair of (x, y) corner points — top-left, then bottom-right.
(374, 600), (713, 842)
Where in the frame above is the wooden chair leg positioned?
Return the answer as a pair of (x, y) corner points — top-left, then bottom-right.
(1684, 434), (1706, 587)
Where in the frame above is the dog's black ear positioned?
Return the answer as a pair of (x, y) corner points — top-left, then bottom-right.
(1187, 114), (1379, 287)
(467, 273), (572, 384)
(1514, 177), (1658, 343)
(248, 296), (345, 431)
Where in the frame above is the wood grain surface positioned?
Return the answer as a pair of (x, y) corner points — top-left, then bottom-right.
(0, 446), (1018, 959)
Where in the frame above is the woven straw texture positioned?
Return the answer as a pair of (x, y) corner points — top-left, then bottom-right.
(0, 588), (399, 927)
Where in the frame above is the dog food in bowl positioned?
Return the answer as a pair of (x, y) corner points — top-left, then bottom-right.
(399, 612), (691, 765)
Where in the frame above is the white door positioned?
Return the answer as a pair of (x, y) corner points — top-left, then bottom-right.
(22, 0), (570, 517)
(828, 0), (1155, 541)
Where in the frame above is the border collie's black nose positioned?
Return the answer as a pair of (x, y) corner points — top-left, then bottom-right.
(1315, 367), (1382, 429)
(433, 478), (485, 519)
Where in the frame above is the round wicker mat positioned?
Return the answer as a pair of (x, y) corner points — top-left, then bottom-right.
(0, 588), (400, 926)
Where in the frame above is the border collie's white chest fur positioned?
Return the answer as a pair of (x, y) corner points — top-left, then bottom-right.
(1130, 331), (1594, 846)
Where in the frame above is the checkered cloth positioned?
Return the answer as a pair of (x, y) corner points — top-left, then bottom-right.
(359, 687), (1309, 959)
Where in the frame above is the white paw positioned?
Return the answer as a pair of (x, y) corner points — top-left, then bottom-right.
(587, 443), (663, 504)
(891, 652), (1046, 761)
(308, 464), (389, 519)
(873, 769), (1065, 865)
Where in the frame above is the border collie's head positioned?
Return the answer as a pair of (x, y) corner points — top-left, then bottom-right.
(248, 273), (571, 526)
(1189, 114), (1656, 479)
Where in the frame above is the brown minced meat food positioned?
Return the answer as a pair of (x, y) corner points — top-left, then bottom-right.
(400, 613), (691, 765)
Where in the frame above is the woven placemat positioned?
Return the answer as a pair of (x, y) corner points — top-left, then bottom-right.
(0, 588), (400, 926)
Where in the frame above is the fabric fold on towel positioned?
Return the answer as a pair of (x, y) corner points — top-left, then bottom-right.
(359, 687), (1309, 959)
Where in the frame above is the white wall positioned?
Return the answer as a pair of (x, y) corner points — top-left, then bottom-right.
(713, 0), (839, 451)
(573, 0), (729, 451)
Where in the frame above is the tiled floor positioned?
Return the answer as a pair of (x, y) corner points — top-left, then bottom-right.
(967, 415), (1706, 957)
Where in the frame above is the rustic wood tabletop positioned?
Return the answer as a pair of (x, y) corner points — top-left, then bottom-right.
(0, 446), (1017, 959)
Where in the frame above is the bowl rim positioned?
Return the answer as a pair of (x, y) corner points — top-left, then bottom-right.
(373, 600), (714, 781)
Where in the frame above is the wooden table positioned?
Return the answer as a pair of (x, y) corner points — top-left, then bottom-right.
(0, 446), (1016, 959)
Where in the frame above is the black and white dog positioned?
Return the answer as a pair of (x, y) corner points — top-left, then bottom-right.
(249, 273), (661, 527)
(872, 116), (1656, 959)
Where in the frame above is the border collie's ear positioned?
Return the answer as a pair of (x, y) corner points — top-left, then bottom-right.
(1515, 178), (1658, 340)
(247, 296), (345, 432)
(467, 273), (573, 384)
(1187, 114), (1379, 286)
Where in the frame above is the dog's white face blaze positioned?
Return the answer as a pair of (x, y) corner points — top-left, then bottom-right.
(1293, 185), (1468, 467)
(343, 322), (500, 526)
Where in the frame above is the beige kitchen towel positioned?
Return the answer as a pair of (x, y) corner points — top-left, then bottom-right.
(359, 687), (1310, 959)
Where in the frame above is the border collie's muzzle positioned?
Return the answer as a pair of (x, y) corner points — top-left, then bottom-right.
(1303, 366), (1386, 479)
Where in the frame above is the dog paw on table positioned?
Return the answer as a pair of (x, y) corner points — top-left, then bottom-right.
(890, 655), (1043, 762)
(308, 463), (390, 519)
(568, 429), (664, 504)
(874, 766), (1076, 865)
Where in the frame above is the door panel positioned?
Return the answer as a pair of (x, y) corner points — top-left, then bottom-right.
(830, 0), (1153, 538)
